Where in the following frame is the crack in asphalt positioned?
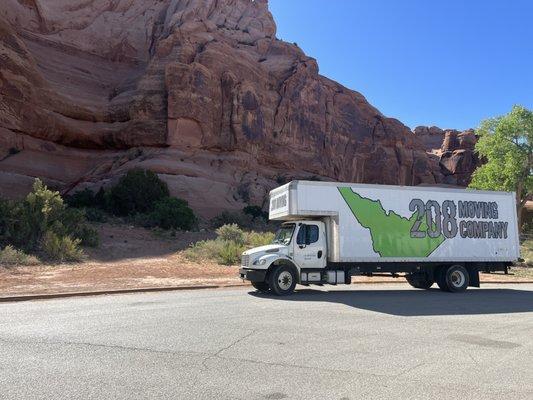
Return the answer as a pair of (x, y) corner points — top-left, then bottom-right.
(0, 336), (210, 358)
(200, 329), (257, 371)
(0, 335), (443, 380)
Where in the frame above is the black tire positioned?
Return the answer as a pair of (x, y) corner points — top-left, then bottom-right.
(444, 265), (469, 293)
(268, 265), (297, 296)
(251, 282), (270, 293)
(436, 267), (450, 292)
(405, 274), (434, 289)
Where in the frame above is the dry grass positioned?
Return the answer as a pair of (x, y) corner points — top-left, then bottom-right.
(0, 246), (40, 267)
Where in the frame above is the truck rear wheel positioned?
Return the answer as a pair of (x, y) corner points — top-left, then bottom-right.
(444, 265), (469, 293)
(405, 274), (434, 289)
(251, 282), (270, 293)
(268, 265), (297, 296)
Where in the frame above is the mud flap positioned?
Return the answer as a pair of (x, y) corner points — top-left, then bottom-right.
(468, 268), (480, 288)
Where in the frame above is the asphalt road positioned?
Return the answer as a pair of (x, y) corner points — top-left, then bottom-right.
(1, 284), (532, 400)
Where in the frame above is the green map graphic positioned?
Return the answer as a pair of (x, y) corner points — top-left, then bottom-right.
(338, 187), (445, 257)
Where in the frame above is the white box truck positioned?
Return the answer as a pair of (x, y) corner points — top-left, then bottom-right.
(239, 181), (520, 295)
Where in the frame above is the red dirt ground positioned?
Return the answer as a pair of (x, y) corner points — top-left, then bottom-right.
(1, 223), (531, 297)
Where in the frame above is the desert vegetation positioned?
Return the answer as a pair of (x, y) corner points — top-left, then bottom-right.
(184, 224), (274, 265)
(65, 168), (197, 231)
(469, 105), (532, 231)
(0, 180), (98, 263)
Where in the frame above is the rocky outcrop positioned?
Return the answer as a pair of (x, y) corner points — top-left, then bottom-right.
(1, 0), (457, 217)
(413, 126), (480, 186)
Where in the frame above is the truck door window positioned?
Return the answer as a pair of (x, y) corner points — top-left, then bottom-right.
(297, 224), (319, 245)
(306, 225), (319, 245)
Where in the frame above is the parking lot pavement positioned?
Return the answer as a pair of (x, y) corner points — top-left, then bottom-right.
(0, 283), (532, 400)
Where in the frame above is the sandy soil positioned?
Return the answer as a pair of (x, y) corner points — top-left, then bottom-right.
(1, 223), (532, 297)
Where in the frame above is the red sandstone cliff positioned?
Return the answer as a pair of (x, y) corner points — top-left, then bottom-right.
(0, 0), (474, 217)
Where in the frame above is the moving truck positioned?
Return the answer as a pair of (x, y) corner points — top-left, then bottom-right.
(239, 181), (520, 295)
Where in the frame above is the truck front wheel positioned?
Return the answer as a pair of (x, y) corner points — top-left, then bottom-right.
(269, 265), (297, 296)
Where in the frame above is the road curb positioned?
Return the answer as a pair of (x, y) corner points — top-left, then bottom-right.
(1, 280), (532, 303)
(0, 283), (250, 303)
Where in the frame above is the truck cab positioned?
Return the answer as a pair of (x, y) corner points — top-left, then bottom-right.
(240, 220), (344, 295)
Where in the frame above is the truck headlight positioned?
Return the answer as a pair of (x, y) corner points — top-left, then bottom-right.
(253, 258), (267, 265)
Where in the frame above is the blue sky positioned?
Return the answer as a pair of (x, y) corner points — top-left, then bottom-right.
(269, 0), (533, 130)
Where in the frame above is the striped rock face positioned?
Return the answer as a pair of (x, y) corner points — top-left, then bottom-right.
(0, 0), (461, 217)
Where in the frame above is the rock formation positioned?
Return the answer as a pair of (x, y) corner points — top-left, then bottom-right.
(413, 126), (480, 186)
(0, 0), (473, 217)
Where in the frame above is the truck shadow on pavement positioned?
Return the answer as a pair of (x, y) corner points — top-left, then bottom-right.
(250, 288), (533, 316)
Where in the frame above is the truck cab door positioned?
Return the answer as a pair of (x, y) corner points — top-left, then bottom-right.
(293, 222), (326, 269)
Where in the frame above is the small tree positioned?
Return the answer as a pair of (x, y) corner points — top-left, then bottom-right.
(106, 169), (170, 216)
(469, 105), (532, 230)
(150, 197), (197, 231)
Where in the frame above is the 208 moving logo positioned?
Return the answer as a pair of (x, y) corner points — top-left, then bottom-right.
(409, 199), (509, 240)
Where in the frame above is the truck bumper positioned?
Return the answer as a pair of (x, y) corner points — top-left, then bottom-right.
(239, 268), (267, 283)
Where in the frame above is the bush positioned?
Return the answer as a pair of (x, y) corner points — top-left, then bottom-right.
(0, 180), (96, 261)
(64, 188), (96, 209)
(183, 225), (275, 265)
(106, 169), (169, 216)
(63, 170), (197, 232)
(53, 207), (99, 247)
(150, 197), (197, 230)
(218, 241), (243, 265)
(245, 231), (275, 248)
(41, 231), (84, 263)
(0, 245), (39, 266)
(243, 205), (268, 221)
(210, 211), (250, 229)
(216, 224), (245, 244)
(211, 210), (274, 231)
(184, 239), (225, 262)
(185, 239), (245, 266)
(84, 207), (108, 223)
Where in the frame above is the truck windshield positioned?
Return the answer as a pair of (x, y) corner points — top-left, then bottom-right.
(272, 224), (295, 245)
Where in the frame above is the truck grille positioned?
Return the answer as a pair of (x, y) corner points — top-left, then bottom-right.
(241, 255), (250, 267)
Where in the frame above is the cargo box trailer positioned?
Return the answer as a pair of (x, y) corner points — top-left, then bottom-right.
(239, 181), (520, 295)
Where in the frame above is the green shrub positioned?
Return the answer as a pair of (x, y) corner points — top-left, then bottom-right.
(3, 179), (66, 251)
(218, 240), (244, 265)
(41, 231), (84, 263)
(245, 231), (275, 248)
(106, 169), (169, 216)
(0, 180), (97, 259)
(183, 225), (275, 265)
(216, 224), (245, 244)
(211, 210), (274, 231)
(150, 197), (197, 230)
(65, 188), (96, 209)
(210, 211), (249, 229)
(0, 198), (15, 242)
(0, 245), (39, 266)
(243, 205), (268, 221)
(46, 206), (99, 248)
(84, 207), (108, 223)
(184, 240), (225, 262)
